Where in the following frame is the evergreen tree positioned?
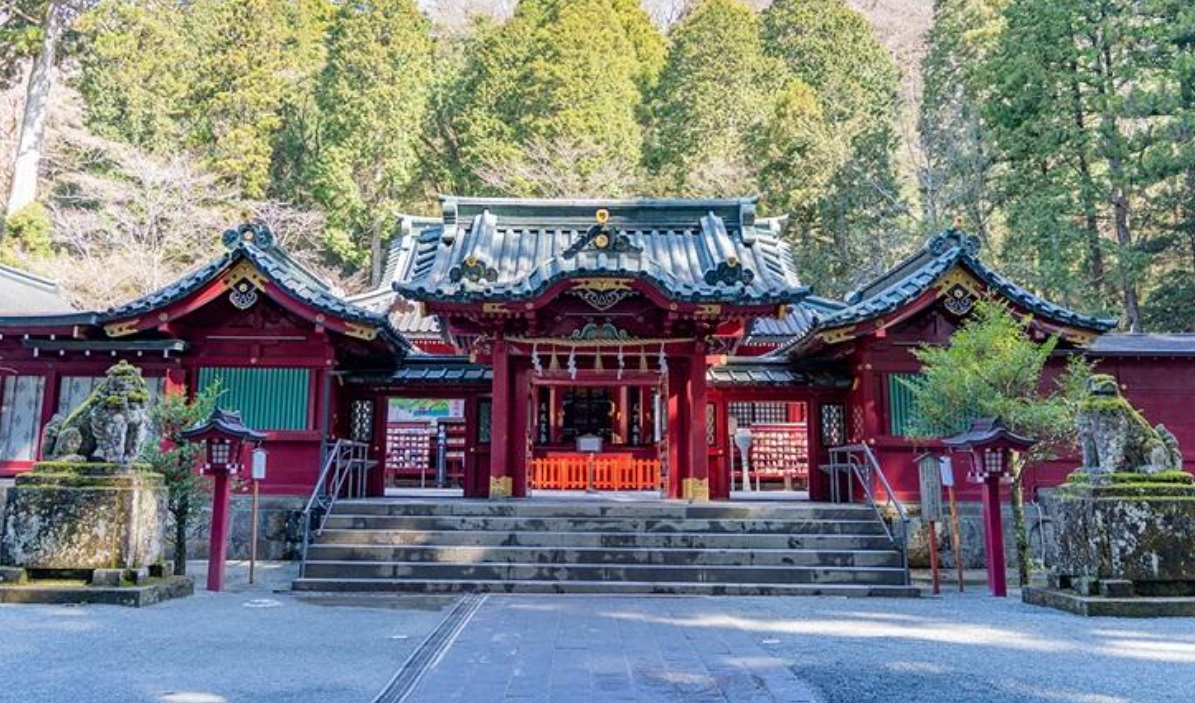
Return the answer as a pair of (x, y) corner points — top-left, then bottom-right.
(308, 0), (434, 278)
(76, 0), (194, 153)
(904, 300), (1092, 586)
(448, 0), (666, 196)
(918, 0), (1007, 239)
(184, 0), (329, 198)
(1138, 0), (1195, 331)
(761, 0), (911, 297)
(645, 0), (774, 196)
(982, 0), (1169, 332)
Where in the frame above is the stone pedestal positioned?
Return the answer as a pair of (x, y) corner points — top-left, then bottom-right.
(1, 463), (167, 572)
(1049, 482), (1195, 597)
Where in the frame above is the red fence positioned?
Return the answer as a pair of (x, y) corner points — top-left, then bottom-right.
(531, 454), (660, 490)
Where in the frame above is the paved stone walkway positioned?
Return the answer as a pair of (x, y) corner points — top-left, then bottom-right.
(405, 596), (820, 703)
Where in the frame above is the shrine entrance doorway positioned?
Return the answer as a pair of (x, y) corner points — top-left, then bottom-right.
(526, 371), (667, 494)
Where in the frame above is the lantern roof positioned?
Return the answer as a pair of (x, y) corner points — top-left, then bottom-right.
(181, 408), (267, 442)
(941, 418), (1036, 451)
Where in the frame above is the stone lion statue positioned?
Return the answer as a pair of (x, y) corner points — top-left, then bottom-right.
(42, 360), (152, 465)
(1076, 374), (1181, 478)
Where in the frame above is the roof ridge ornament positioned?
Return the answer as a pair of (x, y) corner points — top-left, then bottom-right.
(704, 257), (755, 287)
(928, 227), (981, 257)
(221, 221), (274, 251)
(562, 208), (642, 259)
(450, 255), (498, 284)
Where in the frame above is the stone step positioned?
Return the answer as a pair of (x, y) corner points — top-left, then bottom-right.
(304, 544), (904, 568)
(300, 560), (909, 585)
(292, 577), (921, 597)
(320, 515), (888, 535)
(312, 528), (896, 551)
(331, 500), (877, 521)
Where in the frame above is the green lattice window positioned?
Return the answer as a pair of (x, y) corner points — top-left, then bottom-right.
(197, 367), (310, 431)
(888, 373), (920, 437)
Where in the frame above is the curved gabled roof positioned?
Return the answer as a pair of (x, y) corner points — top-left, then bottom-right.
(93, 224), (408, 352)
(781, 229), (1117, 356)
(394, 196), (808, 306)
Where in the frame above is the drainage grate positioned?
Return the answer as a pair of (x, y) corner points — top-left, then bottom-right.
(371, 593), (486, 703)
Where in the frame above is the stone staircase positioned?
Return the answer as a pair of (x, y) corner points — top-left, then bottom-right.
(292, 499), (919, 596)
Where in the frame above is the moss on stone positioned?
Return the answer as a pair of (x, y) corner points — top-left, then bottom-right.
(1066, 469), (1193, 486)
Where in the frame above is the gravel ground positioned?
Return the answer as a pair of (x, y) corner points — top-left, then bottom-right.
(713, 590), (1195, 703)
(2, 568), (1191, 703)
(0, 561), (456, 703)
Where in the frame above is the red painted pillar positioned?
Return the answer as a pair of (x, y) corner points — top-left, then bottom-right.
(207, 468), (232, 591)
(981, 475), (1007, 597)
(687, 348), (711, 501)
(367, 392), (388, 498)
(488, 338), (511, 498)
(666, 366), (683, 500)
(511, 364), (530, 498)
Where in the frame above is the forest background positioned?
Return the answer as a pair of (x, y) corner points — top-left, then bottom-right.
(1, 0), (1192, 333)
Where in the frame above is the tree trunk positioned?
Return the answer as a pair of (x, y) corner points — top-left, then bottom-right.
(1010, 463), (1031, 587)
(1094, 36), (1142, 332)
(370, 219), (384, 288)
(1068, 70), (1106, 299)
(173, 501), (189, 576)
(5, 1), (63, 219)
(1110, 187), (1142, 332)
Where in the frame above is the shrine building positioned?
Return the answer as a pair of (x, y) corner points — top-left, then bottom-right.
(1, 196), (1192, 505)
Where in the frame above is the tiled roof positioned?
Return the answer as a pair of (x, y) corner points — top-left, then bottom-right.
(707, 357), (850, 387)
(1088, 333), (1195, 356)
(395, 196), (808, 306)
(346, 215), (443, 338)
(746, 297), (846, 343)
(781, 229), (1116, 354)
(0, 264), (75, 314)
(100, 224), (408, 351)
(346, 356), (493, 385)
(347, 355), (849, 388)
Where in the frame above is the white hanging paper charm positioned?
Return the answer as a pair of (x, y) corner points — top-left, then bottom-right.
(568, 346), (577, 380)
(617, 345), (625, 379)
(532, 343), (543, 376)
(657, 343), (667, 373)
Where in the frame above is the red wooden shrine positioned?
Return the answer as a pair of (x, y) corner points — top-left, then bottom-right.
(1, 200), (1193, 508)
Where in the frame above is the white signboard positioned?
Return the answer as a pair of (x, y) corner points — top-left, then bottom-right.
(251, 447), (268, 481)
(577, 434), (603, 453)
(939, 456), (954, 488)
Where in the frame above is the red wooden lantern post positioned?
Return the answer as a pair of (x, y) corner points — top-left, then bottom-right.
(942, 418), (1035, 597)
(182, 409), (266, 592)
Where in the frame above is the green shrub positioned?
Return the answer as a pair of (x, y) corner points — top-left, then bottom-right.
(1, 202), (54, 263)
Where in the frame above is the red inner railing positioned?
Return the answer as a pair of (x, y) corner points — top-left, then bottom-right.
(530, 453), (660, 490)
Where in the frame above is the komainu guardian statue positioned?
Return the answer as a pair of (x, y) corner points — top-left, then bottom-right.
(42, 360), (151, 466)
(1075, 374), (1181, 480)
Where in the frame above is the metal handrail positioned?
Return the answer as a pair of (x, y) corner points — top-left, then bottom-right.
(299, 439), (373, 575)
(825, 443), (911, 585)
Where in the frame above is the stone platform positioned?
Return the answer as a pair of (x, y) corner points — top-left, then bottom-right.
(1, 465), (167, 571)
(0, 574), (193, 607)
(1023, 585), (1195, 617)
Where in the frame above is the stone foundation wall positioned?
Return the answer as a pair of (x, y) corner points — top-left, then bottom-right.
(178, 495), (306, 562)
(905, 499), (1057, 570)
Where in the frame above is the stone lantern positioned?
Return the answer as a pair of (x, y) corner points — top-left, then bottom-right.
(942, 418), (1035, 597)
(182, 408), (265, 591)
